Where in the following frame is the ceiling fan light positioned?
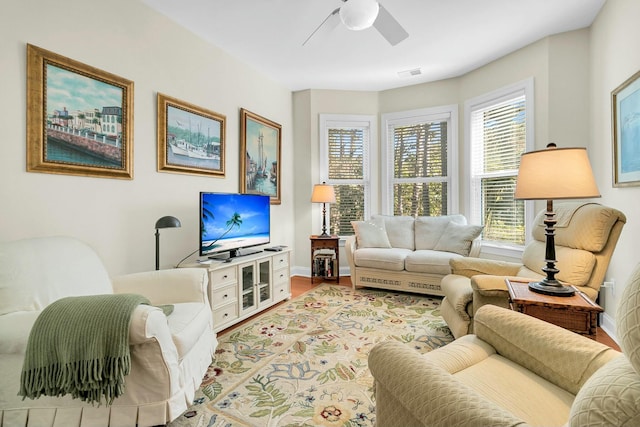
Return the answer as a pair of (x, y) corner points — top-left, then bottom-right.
(339, 0), (380, 31)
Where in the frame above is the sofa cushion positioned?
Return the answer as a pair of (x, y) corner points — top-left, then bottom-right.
(522, 241), (595, 286)
(372, 215), (415, 250)
(168, 302), (212, 360)
(353, 247), (411, 271)
(405, 250), (461, 275)
(0, 311), (39, 354)
(433, 222), (484, 256)
(351, 218), (391, 248)
(415, 214), (467, 250)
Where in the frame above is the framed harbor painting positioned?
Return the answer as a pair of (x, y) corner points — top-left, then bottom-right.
(240, 108), (281, 204)
(612, 69), (640, 187)
(157, 93), (226, 177)
(26, 44), (134, 179)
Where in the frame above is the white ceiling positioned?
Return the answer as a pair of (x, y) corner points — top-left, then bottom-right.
(141, 0), (606, 92)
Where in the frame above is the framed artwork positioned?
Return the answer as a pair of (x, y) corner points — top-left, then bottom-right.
(26, 44), (133, 179)
(157, 93), (225, 177)
(240, 108), (282, 204)
(612, 69), (640, 187)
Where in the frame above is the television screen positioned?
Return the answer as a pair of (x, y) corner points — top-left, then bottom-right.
(200, 192), (270, 257)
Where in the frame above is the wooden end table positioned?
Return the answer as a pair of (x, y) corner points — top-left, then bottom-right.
(505, 278), (603, 339)
(310, 235), (340, 284)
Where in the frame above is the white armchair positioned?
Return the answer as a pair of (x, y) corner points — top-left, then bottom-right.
(0, 236), (216, 427)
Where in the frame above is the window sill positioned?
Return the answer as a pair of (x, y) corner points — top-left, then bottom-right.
(479, 241), (524, 262)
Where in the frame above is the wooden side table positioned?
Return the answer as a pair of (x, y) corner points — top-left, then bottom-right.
(310, 235), (339, 284)
(505, 278), (603, 339)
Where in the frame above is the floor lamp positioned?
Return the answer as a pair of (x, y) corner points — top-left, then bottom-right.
(155, 215), (181, 270)
(515, 144), (600, 296)
(311, 182), (336, 237)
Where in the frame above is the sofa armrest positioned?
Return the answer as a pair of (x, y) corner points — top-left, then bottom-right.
(474, 304), (620, 395)
(344, 235), (357, 286)
(450, 257), (522, 278)
(369, 340), (527, 427)
(112, 268), (209, 306)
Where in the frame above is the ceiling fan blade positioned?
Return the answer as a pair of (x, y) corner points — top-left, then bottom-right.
(373, 4), (409, 46)
(302, 7), (341, 46)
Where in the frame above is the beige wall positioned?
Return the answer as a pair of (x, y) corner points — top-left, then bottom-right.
(0, 0), (294, 275)
(589, 0), (640, 329)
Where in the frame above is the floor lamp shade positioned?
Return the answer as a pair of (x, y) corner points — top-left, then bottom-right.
(155, 216), (181, 270)
(311, 183), (336, 237)
(515, 145), (600, 296)
(515, 147), (600, 200)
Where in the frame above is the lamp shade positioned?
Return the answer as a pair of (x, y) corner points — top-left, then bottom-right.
(515, 147), (600, 200)
(311, 183), (337, 204)
(155, 216), (182, 229)
(339, 0), (380, 31)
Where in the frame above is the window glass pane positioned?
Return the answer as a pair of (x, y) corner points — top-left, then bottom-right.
(393, 122), (447, 178)
(329, 184), (364, 235)
(393, 182), (447, 217)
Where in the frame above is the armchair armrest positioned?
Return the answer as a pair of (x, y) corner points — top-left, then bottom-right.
(450, 257), (522, 278)
(369, 340), (526, 427)
(112, 268), (209, 306)
(473, 305), (620, 395)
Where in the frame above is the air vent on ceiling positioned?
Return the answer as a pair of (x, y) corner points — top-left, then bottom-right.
(398, 68), (422, 78)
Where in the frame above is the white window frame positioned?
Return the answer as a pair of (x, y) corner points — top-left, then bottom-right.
(464, 78), (535, 258)
(381, 105), (458, 215)
(319, 114), (375, 235)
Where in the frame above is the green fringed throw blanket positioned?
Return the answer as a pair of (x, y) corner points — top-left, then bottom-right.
(19, 293), (150, 405)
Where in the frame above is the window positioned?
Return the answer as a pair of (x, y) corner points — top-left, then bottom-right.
(319, 114), (374, 236)
(466, 79), (534, 249)
(381, 106), (457, 216)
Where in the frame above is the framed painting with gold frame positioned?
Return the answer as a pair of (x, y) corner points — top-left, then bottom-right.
(612, 69), (640, 187)
(26, 44), (133, 179)
(240, 108), (281, 204)
(157, 93), (226, 177)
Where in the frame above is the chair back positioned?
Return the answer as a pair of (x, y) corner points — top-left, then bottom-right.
(519, 202), (626, 300)
(0, 236), (112, 315)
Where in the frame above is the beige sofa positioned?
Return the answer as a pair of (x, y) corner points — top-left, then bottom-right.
(369, 260), (640, 426)
(345, 214), (482, 296)
(440, 202), (626, 338)
(0, 236), (216, 427)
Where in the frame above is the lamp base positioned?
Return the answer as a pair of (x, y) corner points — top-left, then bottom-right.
(528, 280), (575, 297)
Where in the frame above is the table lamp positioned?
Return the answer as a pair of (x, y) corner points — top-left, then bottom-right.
(515, 143), (600, 296)
(155, 215), (181, 270)
(311, 182), (336, 237)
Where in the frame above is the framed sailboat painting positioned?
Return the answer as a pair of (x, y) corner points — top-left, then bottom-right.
(240, 108), (282, 204)
(157, 93), (226, 177)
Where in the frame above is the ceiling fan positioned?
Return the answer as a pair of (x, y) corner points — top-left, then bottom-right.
(303, 0), (409, 47)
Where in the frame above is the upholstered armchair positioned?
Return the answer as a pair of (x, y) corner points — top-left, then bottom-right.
(0, 236), (216, 427)
(369, 261), (640, 427)
(440, 202), (626, 338)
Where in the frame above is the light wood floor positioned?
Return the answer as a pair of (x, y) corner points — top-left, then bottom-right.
(220, 275), (621, 351)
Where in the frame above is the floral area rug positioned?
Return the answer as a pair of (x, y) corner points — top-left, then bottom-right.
(169, 284), (453, 427)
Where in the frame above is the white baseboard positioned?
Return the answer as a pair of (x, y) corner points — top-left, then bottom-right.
(600, 312), (618, 345)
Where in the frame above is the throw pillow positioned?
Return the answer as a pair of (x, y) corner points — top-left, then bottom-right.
(351, 219), (392, 248)
(433, 222), (483, 256)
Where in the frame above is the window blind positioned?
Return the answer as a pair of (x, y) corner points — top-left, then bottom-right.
(470, 95), (526, 245)
(325, 125), (369, 235)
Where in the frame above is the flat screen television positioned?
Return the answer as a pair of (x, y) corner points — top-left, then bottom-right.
(199, 192), (270, 258)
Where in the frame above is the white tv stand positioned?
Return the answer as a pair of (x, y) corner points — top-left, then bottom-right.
(183, 248), (291, 332)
